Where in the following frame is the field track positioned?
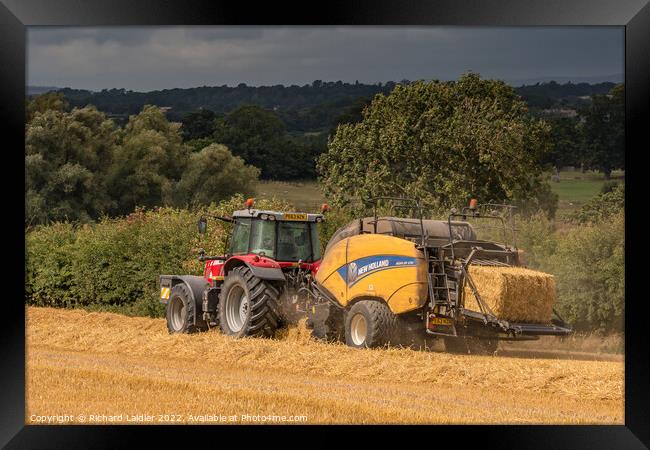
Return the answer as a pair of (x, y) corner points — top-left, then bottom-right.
(26, 307), (623, 424)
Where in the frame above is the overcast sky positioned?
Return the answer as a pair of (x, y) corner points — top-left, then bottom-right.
(27, 26), (624, 91)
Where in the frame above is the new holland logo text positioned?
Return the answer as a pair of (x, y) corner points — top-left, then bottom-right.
(337, 255), (417, 287)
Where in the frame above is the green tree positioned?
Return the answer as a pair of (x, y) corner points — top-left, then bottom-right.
(212, 105), (284, 172)
(173, 143), (259, 207)
(180, 109), (219, 141)
(328, 96), (371, 137)
(185, 137), (216, 153)
(544, 117), (582, 174)
(579, 84), (625, 179)
(212, 105), (313, 179)
(26, 91), (69, 122)
(25, 106), (117, 224)
(318, 73), (557, 216)
(569, 183), (624, 225)
(107, 105), (188, 215)
(547, 212), (624, 332)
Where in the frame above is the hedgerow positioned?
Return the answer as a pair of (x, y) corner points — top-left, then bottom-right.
(25, 195), (291, 317)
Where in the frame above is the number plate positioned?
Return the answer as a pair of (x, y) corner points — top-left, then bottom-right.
(283, 213), (308, 221)
(160, 287), (171, 300)
(429, 317), (453, 326)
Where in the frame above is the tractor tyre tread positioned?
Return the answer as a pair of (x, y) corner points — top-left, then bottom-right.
(219, 266), (282, 338)
(345, 300), (399, 348)
(166, 283), (201, 334)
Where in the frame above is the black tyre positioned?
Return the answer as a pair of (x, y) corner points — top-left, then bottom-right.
(219, 266), (283, 338)
(344, 300), (398, 348)
(166, 283), (201, 334)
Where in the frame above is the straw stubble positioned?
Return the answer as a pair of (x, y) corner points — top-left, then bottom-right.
(26, 307), (622, 424)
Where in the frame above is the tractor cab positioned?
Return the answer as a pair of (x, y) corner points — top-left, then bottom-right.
(230, 209), (324, 263)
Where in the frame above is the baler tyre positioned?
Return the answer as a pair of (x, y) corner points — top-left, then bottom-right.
(166, 283), (200, 334)
(219, 266), (283, 338)
(344, 300), (398, 348)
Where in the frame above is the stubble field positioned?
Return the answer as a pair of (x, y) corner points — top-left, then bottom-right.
(26, 307), (623, 425)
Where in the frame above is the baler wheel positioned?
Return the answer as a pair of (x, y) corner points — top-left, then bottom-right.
(344, 300), (399, 348)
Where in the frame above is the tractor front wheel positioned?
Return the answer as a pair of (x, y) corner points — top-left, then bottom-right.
(219, 266), (283, 338)
(344, 300), (398, 349)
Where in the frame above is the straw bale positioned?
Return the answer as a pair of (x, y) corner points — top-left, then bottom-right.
(463, 265), (556, 323)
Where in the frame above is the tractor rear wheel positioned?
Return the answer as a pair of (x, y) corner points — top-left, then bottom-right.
(219, 266), (283, 338)
(166, 283), (201, 334)
(344, 300), (398, 348)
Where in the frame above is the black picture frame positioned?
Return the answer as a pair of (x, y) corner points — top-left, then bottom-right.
(2, 0), (648, 447)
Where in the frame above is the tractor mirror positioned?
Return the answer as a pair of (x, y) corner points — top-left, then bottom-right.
(198, 217), (207, 235)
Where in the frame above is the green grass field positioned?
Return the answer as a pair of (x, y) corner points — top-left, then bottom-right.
(256, 180), (325, 212)
(549, 169), (624, 219)
(256, 170), (625, 220)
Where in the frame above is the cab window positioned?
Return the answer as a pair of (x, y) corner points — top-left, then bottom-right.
(231, 218), (251, 254)
(250, 219), (276, 258)
(277, 221), (312, 262)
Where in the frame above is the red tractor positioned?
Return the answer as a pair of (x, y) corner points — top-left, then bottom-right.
(159, 199), (330, 338)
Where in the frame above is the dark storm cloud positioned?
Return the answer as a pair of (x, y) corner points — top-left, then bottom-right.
(28, 27), (157, 45)
(27, 26), (623, 91)
(182, 27), (266, 41)
(28, 26), (267, 45)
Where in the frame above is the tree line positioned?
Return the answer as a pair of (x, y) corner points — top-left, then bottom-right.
(541, 84), (624, 178)
(56, 80), (397, 132)
(178, 82), (624, 182)
(47, 79), (616, 133)
(26, 74), (625, 225)
(180, 105), (324, 180)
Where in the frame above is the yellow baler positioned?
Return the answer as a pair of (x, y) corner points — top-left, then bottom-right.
(315, 233), (428, 314)
(308, 205), (573, 352)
